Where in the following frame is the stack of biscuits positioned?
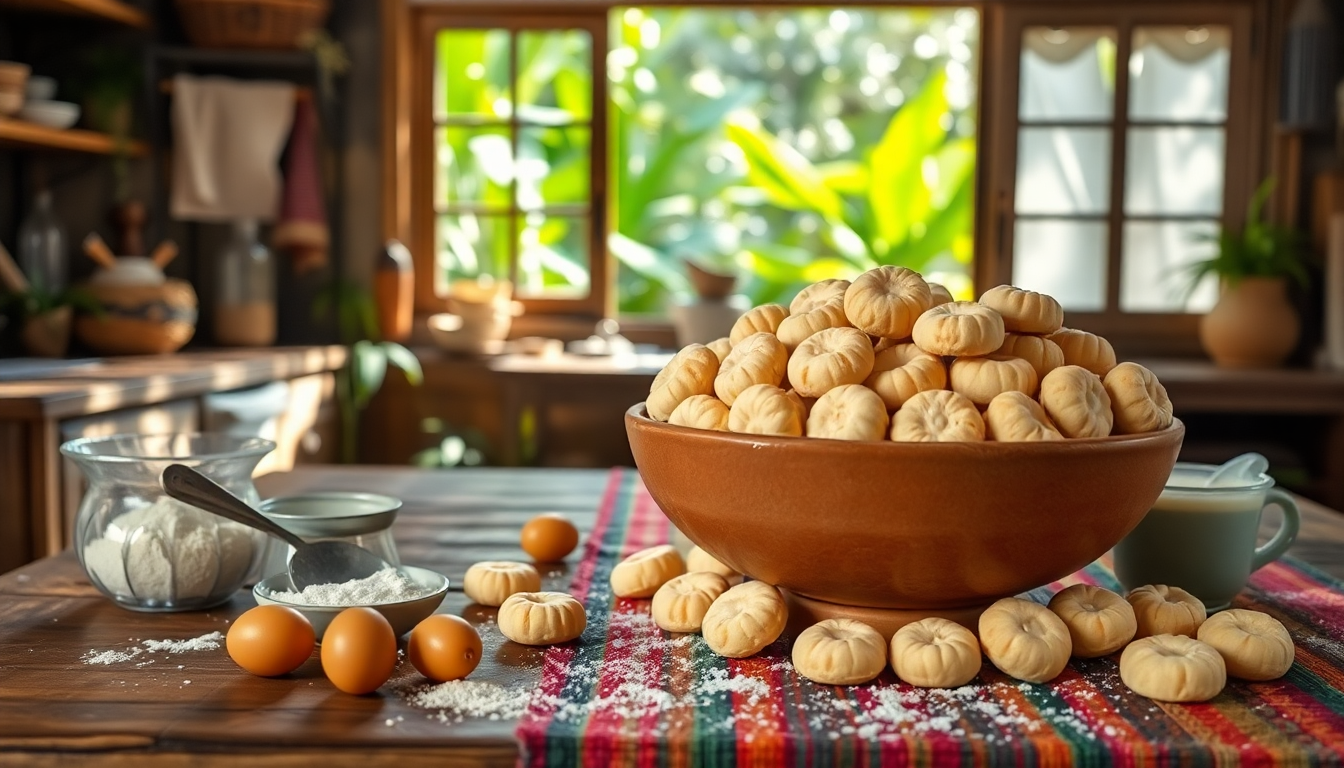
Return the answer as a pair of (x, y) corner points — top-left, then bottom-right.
(647, 266), (1174, 442)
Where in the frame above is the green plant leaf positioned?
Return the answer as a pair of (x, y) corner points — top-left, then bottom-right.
(351, 340), (388, 410)
(737, 242), (818, 284)
(609, 233), (692, 296)
(816, 161), (870, 196)
(868, 70), (949, 251)
(724, 119), (843, 221)
(1185, 176), (1311, 294)
(886, 148), (976, 271)
(382, 342), (424, 386)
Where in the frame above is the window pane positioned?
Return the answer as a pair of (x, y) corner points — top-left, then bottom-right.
(1129, 26), (1230, 122)
(436, 127), (512, 209)
(438, 214), (510, 283)
(1020, 27), (1116, 121)
(517, 214), (589, 298)
(1012, 219), (1108, 311)
(518, 127), (590, 210)
(1125, 127), (1225, 216)
(435, 29), (512, 120)
(518, 30), (592, 124)
(1121, 220), (1218, 313)
(610, 8), (980, 315)
(1015, 127), (1111, 215)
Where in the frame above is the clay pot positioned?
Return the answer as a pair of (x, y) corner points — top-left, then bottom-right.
(20, 306), (72, 358)
(1199, 277), (1300, 368)
(685, 260), (737, 301)
(626, 405), (1184, 624)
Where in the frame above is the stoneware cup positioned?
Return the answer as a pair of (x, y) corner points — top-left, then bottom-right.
(1113, 461), (1300, 611)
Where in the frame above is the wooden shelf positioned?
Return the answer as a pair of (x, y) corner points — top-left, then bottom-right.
(0, 119), (146, 156)
(0, 0), (149, 27)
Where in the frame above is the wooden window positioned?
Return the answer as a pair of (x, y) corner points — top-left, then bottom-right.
(978, 3), (1264, 357)
(406, 9), (609, 320)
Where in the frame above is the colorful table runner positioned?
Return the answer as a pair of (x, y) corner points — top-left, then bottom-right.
(516, 468), (1344, 767)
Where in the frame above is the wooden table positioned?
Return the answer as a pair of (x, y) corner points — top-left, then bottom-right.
(2, 466), (1342, 767)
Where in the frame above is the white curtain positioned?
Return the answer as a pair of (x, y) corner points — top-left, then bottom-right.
(1013, 26), (1227, 313)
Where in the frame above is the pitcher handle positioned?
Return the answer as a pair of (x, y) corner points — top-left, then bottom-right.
(1251, 488), (1301, 572)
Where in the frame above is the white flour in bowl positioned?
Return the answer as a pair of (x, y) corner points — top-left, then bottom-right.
(267, 568), (432, 606)
(81, 498), (255, 602)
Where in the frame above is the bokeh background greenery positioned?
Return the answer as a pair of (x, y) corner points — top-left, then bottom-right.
(433, 8), (980, 313)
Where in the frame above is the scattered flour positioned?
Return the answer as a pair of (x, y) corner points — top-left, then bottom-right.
(400, 604), (1116, 746)
(81, 631), (224, 665)
(267, 568), (431, 606)
(81, 498), (255, 603)
(408, 680), (533, 722)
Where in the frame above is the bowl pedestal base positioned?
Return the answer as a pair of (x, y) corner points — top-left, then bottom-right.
(782, 590), (989, 641)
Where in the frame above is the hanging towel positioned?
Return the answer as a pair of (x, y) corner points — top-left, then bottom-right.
(272, 96), (329, 273)
(169, 75), (296, 222)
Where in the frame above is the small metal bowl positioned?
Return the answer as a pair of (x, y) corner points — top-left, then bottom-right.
(257, 492), (403, 579)
(253, 565), (449, 640)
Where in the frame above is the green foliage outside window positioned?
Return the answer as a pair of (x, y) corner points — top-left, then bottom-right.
(433, 8), (980, 313)
(611, 8), (979, 312)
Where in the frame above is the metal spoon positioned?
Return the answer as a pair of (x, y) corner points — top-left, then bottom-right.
(160, 464), (389, 591)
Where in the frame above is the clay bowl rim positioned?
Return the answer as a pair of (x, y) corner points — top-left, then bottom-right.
(626, 402), (1185, 450)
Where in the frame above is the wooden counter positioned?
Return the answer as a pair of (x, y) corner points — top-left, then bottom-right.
(0, 347), (346, 420)
(0, 347), (347, 572)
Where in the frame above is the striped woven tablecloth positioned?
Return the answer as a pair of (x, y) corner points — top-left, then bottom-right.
(516, 468), (1344, 767)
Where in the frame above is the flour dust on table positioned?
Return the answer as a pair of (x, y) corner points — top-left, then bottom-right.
(81, 631), (224, 666)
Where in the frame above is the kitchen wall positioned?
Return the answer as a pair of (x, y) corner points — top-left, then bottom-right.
(0, 1), (381, 352)
(333, 0), (381, 287)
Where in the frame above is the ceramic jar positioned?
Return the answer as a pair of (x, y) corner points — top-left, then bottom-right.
(1199, 277), (1300, 368)
(75, 257), (198, 355)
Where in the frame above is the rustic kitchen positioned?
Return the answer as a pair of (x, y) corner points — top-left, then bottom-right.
(2, 0), (1344, 765)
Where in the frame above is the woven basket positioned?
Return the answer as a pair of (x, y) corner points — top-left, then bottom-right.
(174, 0), (330, 50)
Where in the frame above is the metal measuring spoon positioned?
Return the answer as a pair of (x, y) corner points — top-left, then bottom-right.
(161, 464), (389, 591)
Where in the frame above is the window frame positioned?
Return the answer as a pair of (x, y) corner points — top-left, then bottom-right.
(386, 1), (1278, 348)
(976, 2), (1266, 357)
(406, 6), (611, 321)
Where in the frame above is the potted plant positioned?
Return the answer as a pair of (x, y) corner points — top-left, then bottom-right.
(314, 280), (423, 463)
(1188, 179), (1310, 368)
(2, 287), (102, 358)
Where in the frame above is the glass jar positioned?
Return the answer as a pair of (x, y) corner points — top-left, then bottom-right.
(215, 218), (276, 347)
(18, 190), (66, 295)
(60, 434), (275, 612)
(256, 493), (402, 581)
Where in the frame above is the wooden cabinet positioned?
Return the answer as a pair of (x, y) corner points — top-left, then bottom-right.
(0, 347), (346, 573)
(362, 348), (663, 469)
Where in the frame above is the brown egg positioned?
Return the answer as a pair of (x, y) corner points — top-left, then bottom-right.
(320, 607), (398, 695)
(226, 605), (315, 677)
(521, 513), (580, 562)
(407, 614), (483, 682)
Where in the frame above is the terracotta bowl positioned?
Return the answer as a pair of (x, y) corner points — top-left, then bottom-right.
(626, 404), (1184, 615)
